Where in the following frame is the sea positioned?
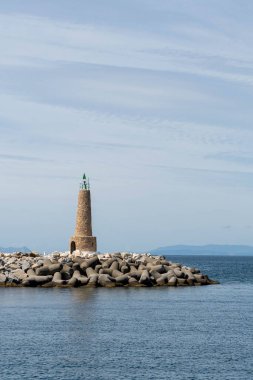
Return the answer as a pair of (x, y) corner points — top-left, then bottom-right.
(0, 255), (252, 380)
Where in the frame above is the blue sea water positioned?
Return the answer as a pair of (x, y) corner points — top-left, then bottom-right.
(0, 255), (252, 380)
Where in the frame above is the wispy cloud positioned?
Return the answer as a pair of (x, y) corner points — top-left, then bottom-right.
(205, 152), (253, 166)
(1, 10), (253, 87)
(0, 154), (53, 162)
(1, 1), (253, 250)
(148, 164), (253, 189)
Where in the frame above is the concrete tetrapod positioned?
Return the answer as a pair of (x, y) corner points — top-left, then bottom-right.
(0, 252), (219, 288)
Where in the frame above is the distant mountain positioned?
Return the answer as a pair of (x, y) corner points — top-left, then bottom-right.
(0, 246), (32, 253)
(150, 244), (253, 256)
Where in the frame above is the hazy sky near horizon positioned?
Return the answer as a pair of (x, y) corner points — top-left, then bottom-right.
(1, 0), (253, 252)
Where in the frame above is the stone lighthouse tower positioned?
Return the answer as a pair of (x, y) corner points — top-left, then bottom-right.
(70, 174), (97, 253)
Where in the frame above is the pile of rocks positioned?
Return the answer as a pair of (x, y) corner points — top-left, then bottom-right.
(0, 251), (218, 288)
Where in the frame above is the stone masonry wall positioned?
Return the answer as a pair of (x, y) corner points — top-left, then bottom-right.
(75, 190), (92, 237)
(70, 189), (97, 252)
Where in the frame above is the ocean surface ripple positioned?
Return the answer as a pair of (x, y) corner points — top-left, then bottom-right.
(0, 255), (252, 380)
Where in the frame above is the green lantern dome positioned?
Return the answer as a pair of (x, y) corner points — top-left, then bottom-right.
(80, 173), (90, 190)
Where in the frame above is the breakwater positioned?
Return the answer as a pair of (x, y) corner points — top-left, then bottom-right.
(0, 251), (218, 287)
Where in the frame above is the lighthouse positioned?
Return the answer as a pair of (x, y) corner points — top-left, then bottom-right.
(69, 174), (97, 253)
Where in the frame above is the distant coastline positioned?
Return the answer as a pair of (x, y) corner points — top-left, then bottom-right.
(0, 246), (31, 254)
(1, 244), (253, 256)
(150, 244), (253, 256)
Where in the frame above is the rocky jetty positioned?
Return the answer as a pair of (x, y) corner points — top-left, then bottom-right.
(0, 251), (218, 288)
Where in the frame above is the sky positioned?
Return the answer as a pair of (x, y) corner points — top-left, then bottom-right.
(1, 0), (253, 252)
